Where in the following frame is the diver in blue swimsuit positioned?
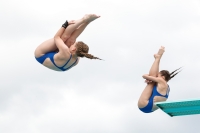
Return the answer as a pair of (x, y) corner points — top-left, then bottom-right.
(138, 46), (181, 113)
(34, 14), (101, 72)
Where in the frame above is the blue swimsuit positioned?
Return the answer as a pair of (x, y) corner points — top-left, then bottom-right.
(139, 85), (170, 113)
(35, 52), (78, 71)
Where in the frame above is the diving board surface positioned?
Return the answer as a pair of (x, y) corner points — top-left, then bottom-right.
(155, 99), (200, 117)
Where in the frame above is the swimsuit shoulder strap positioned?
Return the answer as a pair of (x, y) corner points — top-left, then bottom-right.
(49, 53), (77, 71)
(61, 54), (72, 68)
(154, 85), (169, 98)
(166, 85), (170, 97)
(63, 58), (78, 71)
(50, 53), (72, 70)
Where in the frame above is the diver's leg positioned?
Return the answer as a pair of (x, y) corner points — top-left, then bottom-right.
(61, 14), (100, 46)
(138, 54), (162, 107)
(138, 83), (155, 108)
(138, 46), (165, 108)
(148, 46), (165, 76)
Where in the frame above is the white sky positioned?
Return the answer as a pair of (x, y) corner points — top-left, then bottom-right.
(1, 0), (200, 133)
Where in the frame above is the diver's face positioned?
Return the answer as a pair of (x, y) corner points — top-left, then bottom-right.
(158, 73), (162, 77)
(158, 72), (165, 80)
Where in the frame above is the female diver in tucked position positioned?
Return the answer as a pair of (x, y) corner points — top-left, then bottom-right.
(138, 46), (181, 113)
(34, 14), (101, 71)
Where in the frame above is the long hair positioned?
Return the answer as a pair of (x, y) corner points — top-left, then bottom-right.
(75, 41), (102, 60)
(160, 67), (182, 82)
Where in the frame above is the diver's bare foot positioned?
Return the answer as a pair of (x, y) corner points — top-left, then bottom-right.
(154, 46), (165, 59)
(83, 14), (100, 23)
(157, 46), (165, 55)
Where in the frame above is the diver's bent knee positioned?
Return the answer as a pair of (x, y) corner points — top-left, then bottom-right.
(61, 35), (70, 42)
(67, 37), (76, 43)
(66, 38), (76, 46)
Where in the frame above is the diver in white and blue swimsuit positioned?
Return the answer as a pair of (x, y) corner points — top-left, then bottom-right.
(138, 46), (181, 113)
(34, 14), (101, 72)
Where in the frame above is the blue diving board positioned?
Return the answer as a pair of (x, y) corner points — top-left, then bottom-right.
(155, 98), (200, 117)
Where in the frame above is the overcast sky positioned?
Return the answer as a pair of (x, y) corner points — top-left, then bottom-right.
(1, 0), (200, 133)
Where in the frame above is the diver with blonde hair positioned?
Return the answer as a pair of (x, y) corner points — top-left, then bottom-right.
(34, 14), (101, 71)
